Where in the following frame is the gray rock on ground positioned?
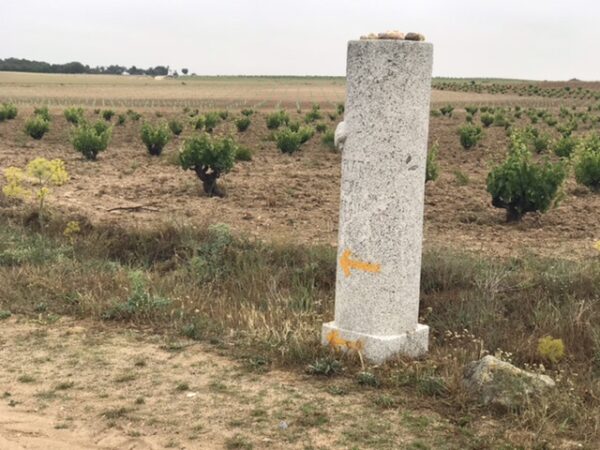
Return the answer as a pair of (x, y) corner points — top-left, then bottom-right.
(463, 355), (556, 410)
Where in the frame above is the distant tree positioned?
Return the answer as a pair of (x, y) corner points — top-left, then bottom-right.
(182, 68), (189, 75)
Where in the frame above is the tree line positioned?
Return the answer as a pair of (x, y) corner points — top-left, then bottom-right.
(0, 58), (186, 76)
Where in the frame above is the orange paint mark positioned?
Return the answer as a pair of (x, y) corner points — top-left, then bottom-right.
(340, 249), (381, 277)
(326, 330), (364, 352)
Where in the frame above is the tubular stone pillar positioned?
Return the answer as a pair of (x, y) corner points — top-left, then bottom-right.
(322, 38), (433, 364)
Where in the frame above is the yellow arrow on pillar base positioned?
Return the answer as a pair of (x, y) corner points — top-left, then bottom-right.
(340, 249), (381, 277)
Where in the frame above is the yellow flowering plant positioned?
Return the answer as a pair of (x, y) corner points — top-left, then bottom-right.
(2, 158), (68, 225)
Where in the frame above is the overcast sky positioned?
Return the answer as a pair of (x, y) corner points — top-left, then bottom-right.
(1, 0), (598, 80)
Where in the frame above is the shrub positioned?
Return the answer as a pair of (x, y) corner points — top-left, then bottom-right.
(141, 122), (171, 156)
(34, 106), (51, 121)
(493, 111), (509, 128)
(241, 108), (254, 116)
(179, 134), (236, 197)
(64, 107), (84, 125)
(430, 110), (442, 118)
(2, 103), (17, 120)
(218, 110), (229, 120)
(235, 116), (251, 132)
(2, 158), (68, 226)
(101, 109), (115, 121)
(275, 128), (302, 154)
(336, 103), (345, 115)
(465, 106), (478, 116)
(440, 104), (454, 117)
(315, 123), (328, 133)
(426, 142), (439, 182)
(553, 136), (578, 158)
(127, 110), (141, 121)
(306, 357), (342, 376)
(304, 104), (322, 123)
(203, 112), (220, 133)
(0, 108), (6, 122)
(117, 114), (126, 126)
(486, 133), (566, 221)
(235, 146), (252, 161)
(537, 336), (565, 364)
(288, 121), (300, 132)
(71, 121), (112, 160)
(532, 133), (551, 153)
(557, 120), (578, 137)
(480, 113), (494, 127)
(298, 126), (315, 144)
(574, 134), (600, 191)
(322, 129), (335, 149)
(168, 119), (184, 136)
(266, 110), (289, 130)
(194, 115), (205, 130)
(25, 116), (50, 139)
(458, 124), (483, 149)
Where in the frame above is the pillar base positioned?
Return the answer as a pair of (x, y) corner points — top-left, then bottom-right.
(321, 322), (429, 364)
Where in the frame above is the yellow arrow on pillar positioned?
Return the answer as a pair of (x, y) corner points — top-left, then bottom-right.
(340, 249), (381, 277)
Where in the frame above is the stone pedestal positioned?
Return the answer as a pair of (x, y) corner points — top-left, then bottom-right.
(322, 39), (433, 364)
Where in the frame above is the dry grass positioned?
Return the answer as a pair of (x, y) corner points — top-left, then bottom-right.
(0, 211), (599, 447)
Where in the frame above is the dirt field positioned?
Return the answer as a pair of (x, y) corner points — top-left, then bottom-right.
(0, 316), (507, 450)
(0, 102), (598, 260)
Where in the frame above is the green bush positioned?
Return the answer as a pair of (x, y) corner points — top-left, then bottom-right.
(101, 109), (115, 121)
(141, 122), (171, 156)
(336, 103), (345, 115)
(322, 129), (335, 150)
(430, 110), (442, 118)
(304, 104), (322, 123)
(64, 107), (84, 125)
(25, 116), (50, 139)
(275, 128), (302, 154)
(298, 126), (315, 144)
(218, 110), (229, 120)
(168, 119), (184, 136)
(127, 110), (141, 121)
(194, 115), (205, 130)
(235, 116), (251, 132)
(440, 104), (454, 117)
(179, 134), (236, 197)
(203, 112), (220, 133)
(574, 134), (600, 191)
(553, 136), (578, 158)
(71, 121), (112, 160)
(480, 113), (494, 127)
(426, 142), (440, 182)
(235, 146), (252, 161)
(315, 123), (327, 133)
(288, 121), (300, 132)
(486, 133), (566, 221)
(116, 114), (126, 126)
(458, 124), (483, 149)
(34, 106), (51, 121)
(2, 103), (17, 120)
(266, 110), (289, 130)
(0, 108), (5, 122)
(465, 106), (478, 116)
(241, 108), (254, 117)
(532, 133), (551, 153)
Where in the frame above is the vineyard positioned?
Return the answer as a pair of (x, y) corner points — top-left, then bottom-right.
(1, 74), (600, 449)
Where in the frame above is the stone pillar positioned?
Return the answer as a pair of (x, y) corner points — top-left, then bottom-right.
(322, 39), (433, 364)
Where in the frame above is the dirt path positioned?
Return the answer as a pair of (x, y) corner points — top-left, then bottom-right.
(0, 317), (472, 450)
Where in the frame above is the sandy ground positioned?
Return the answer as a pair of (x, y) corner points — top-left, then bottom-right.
(0, 316), (471, 450)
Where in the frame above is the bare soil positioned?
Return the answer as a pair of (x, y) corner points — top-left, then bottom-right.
(0, 107), (598, 260)
(0, 316), (484, 450)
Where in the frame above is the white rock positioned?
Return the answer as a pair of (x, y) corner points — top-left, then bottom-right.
(463, 355), (556, 410)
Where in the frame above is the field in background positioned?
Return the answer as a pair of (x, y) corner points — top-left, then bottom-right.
(1, 72), (595, 110)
